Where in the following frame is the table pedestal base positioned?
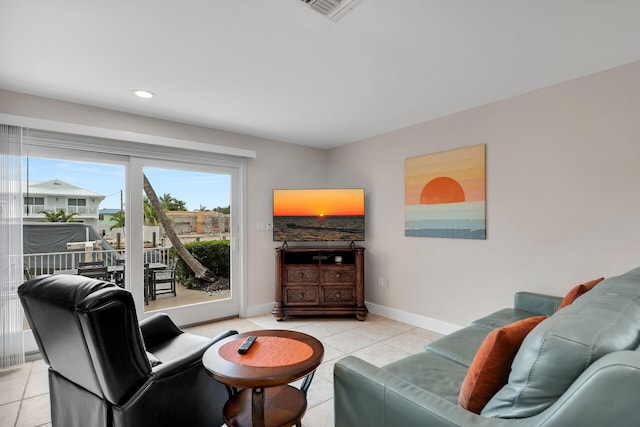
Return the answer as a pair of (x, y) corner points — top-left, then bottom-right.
(223, 385), (306, 427)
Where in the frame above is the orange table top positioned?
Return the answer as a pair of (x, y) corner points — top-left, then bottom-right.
(219, 336), (313, 367)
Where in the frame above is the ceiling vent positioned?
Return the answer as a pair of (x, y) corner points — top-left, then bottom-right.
(299, 0), (364, 22)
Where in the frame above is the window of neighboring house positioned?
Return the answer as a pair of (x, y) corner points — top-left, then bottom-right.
(24, 196), (44, 205)
(24, 196), (44, 214)
(68, 198), (86, 214)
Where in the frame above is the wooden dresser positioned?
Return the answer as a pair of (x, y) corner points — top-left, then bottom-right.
(272, 246), (367, 321)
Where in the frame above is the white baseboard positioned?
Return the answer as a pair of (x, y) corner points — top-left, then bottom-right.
(365, 301), (463, 335)
(244, 301), (276, 318)
(247, 300), (463, 336)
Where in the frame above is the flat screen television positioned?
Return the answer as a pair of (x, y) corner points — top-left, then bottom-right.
(273, 188), (365, 242)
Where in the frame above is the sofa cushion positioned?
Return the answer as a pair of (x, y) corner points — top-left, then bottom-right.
(458, 315), (547, 413)
(557, 277), (604, 309)
(472, 308), (540, 330)
(383, 351), (469, 405)
(424, 326), (492, 368)
(482, 267), (640, 418)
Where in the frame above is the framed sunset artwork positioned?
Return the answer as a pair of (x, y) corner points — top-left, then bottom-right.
(405, 144), (486, 240)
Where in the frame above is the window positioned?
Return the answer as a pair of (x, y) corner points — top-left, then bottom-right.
(24, 196), (44, 214)
(68, 198), (86, 206)
(67, 198), (86, 214)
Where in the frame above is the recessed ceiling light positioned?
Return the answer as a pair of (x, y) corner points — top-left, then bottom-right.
(133, 89), (155, 99)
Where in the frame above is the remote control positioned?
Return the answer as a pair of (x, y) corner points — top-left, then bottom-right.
(237, 336), (257, 354)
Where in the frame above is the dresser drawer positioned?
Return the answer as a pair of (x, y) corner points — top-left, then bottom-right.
(285, 286), (319, 305)
(321, 266), (355, 284)
(285, 266), (319, 284)
(322, 286), (355, 304)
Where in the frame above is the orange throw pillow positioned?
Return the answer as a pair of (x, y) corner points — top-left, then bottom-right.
(458, 316), (547, 413)
(558, 278), (604, 310)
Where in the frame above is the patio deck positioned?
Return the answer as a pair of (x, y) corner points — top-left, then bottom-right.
(145, 281), (230, 312)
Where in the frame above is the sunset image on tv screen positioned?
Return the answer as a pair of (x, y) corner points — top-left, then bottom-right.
(273, 189), (365, 242)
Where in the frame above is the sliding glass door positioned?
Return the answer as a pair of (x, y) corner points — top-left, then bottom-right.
(22, 138), (243, 332)
(135, 159), (240, 323)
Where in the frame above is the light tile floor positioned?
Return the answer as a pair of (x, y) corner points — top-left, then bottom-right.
(0, 313), (442, 427)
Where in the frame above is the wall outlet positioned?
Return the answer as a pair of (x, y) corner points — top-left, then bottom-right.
(266, 221), (273, 231)
(378, 277), (385, 288)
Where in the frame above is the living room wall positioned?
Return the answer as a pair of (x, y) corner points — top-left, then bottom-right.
(3, 60), (639, 332)
(327, 60), (640, 330)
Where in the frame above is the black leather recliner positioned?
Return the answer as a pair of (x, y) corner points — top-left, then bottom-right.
(19, 274), (237, 427)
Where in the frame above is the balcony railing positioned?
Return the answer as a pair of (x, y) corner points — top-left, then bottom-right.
(23, 247), (171, 276)
(24, 204), (98, 216)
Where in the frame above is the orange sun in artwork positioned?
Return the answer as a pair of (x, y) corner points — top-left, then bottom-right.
(420, 177), (465, 204)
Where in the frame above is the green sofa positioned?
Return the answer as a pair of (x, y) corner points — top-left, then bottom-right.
(334, 266), (640, 426)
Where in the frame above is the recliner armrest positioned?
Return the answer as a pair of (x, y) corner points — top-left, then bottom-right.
(150, 341), (212, 379)
(150, 329), (238, 379)
(117, 328), (238, 427)
(139, 313), (184, 348)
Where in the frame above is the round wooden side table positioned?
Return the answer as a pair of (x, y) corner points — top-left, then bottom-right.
(202, 329), (324, 427)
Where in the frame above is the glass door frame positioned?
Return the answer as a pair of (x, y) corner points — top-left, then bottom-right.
(129, 156), (245, 325)
(3, 113), (254, 355)
(21, 135), (247, 330)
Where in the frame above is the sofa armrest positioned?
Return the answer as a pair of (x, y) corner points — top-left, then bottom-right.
(513, 292), (562, 316)
(334, 356), (511, 427)
(334, 356), (387, 427)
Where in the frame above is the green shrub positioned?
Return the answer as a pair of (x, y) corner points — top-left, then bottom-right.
(169, 240), (230, 288)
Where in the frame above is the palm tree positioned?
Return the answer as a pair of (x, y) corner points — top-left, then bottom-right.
(143, 174), (215, 282)
(159, 193), (187, 211)
(110, 211), (125, 230)
(143, 197), (160, 226)
(214, 205), (230, 214)
(41, 209), (79, 222)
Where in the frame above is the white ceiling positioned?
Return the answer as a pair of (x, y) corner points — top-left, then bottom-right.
(2, 0), (640, 149)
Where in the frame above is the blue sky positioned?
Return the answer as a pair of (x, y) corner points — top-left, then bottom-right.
(23, 157), (231, 211)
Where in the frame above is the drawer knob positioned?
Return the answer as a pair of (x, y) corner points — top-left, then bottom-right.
(336, 293), (341, 298)
(336, 273), (340, 279)
(299, 272), (304, 278)
(299, 292), (304, 298)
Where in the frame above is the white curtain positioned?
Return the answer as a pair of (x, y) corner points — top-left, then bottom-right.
(0, 124), (24, 370)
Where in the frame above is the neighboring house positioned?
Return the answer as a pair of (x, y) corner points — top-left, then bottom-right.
(99, 208), (122, 223)
(99, 209), (229, 245)
(98, 208), (123, 237)
(165, 211), (230, 236)
(23, 179), (105, 230)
